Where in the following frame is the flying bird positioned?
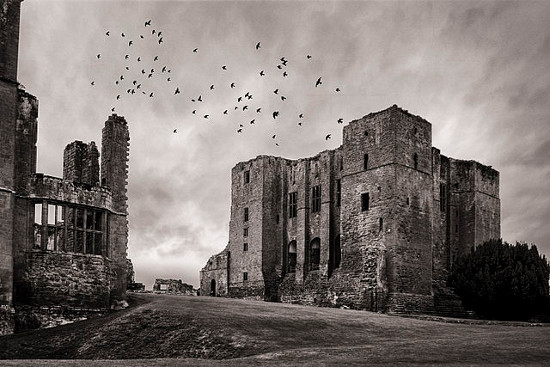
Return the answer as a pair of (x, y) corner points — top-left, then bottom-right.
(256, 42), (261, 50)
(145, 20), (151, 26)
(140, 35), (144, 39)
(222, 65), (227, 70)
(148, 73), (153, 78)
(152, 29), (156, 34)
(243, 105), (248, 111)
(91, 81), (95, 85)
(192, 110), (196, 114)
(250, 119), (255, 124)
(193, 48), (198, 53)
(154, 56), (159, 61)
(256, 108), (261, 113)
(283, 71), (288, 77)
(125, 54), (129, 59)
(203, 115), (209, 119)
(149, 92), (154, 97)
(315, 77), (322, 87)
(116, 95), (120, 100)
(237, 128), (243, 133)
(115, 80), (119, 85)
(277, 65), (282, 69)
(210, 85), (214, 90)
(299, 113), (304, 118)
(259, 70), (265, 76)
(326, 134), (331, 140)
(129, 40), (133, 46)
(125, 66), (129, 70)
(137, 84), (141, 89)
(162, 66), (166, 72)
(111, 107), (115, 112)
(96, 54), (100, 59)
(120, 75), (124, 80)
(281, 96), (286, 101)
(158, 31), (162, 37)
(105, 31), (110, 36)
(198, 95), (202, 102)
(275, 143), (279, 146)
(336, 88), (341, 92)
(141, 69), (146, 74)
(137, 57), (141, 62)
(273, 89), (278, 94)
(175, 87), (180, 95)
(133, 80), (137, 85)
(121, 33), (125, 37)
(338, 118), (343, 124)
(158, 37), (163, 44)
(307, 55), (312, 59)
(298, 122), (302, 126)
(173, 129), (177, 133)
(238, 96), (243, 102)
(167, 77), (171, 82)
(230, 82), (235, 88)
(247, 95), (253, 100)
(223, 110), (228, 115)
(272, 135), (276, 139)
(272, 111), (279, 119)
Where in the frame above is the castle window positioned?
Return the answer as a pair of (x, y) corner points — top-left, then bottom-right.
(289, 192), (298, 218)
(288, 240), (297, 273)
(312, 185), (321, 212)
(413, 153), (418, 170)
(336, 179), (341, 207)
(340, 157), (344, 171)
(406, 197), (410, 206)
(364, 130), (369, 137)
(379, 218), (383, 233)
(329, 234), (341, 276)
(244, 170), (250, 184)
(440, 184), (446, 212)
(364, 154), (369, 170)
(310, 238), (321, 271)
(361, 193), (370, 211)
(243, 227), (248, 237)
(276, 214), (280, 224)
(243, 272), (248, 282)
(243, 243), (248, 251)
(244, 207), (249, 222)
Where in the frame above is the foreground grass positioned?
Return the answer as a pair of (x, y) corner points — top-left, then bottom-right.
(0, 293), (549, 366)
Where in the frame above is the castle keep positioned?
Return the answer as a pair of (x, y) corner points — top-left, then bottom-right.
(1, 0), (129, 334)
(200, 105), (500, 313)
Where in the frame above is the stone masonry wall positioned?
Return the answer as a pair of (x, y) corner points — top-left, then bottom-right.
(200, 249), (229, 296)
(63, 141), (100, 186)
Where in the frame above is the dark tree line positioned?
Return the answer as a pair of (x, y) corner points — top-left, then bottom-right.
(449, 239), (550, 321)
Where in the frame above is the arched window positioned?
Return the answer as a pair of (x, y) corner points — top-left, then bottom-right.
(413, 153), (418, 170)
(288, 240), (297, 273)
(310, 238), (320, 271)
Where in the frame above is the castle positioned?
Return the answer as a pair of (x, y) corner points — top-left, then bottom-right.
(1, 0), (129, 334)
(200, 105), (500, 313)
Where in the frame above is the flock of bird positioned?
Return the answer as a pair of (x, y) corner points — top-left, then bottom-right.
(92, 19), (345, 145)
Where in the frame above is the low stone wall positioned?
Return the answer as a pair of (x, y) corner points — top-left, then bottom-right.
(15, 305), (106, 331)
(385, 292), (434, 314)
(228, 280), (265, 300)
(0, 305), (15, 335)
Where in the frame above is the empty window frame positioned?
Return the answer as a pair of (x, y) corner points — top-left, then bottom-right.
(243, 243), (248, 251)
(364, 154), (369, 170)
(361, 193), (370, 212)
(244, 207), (249, 222)
(312, 185), (321, 212)
(289, 192), (298, 218)
(288, 240), (297, 273)
(243, 272), (248, 282)
(310, 238), (321, 271)
(244, 170), (250, 184)
(33, 201), (106, 255)
(379, 218), (384, 232)
(243, 227), (249, 237)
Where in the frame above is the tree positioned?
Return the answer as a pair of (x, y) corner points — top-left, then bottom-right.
(448, 239), (550, 321)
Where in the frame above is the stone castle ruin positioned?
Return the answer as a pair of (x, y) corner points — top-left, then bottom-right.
(1, 0), (129, 334)
(201, 105), (500, 314)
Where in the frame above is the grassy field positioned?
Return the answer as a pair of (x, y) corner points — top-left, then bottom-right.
(0, 293), (549, 366)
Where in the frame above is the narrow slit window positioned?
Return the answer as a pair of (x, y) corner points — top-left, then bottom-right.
(336, 179), (341, 207)
(244, 170), (250, 184)
(414, 153), (418, 170)
(379, 217), (383, 232)
(243, 272), (248, 282)
(244, 207), (249, 222)
(243, 243), (248, 251)
(312, 185), (321, 212)
(364, 154), (369, 170)
(361, 193), (370, 212)
(289, 192), (297, 218)
(243, 227), (248, 237)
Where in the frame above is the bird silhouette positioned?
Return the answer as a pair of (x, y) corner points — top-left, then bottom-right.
(337, 118), (343, 124)
(158, 31), (162, 37)
(222, 65), (227, 70)
(326, 134), (331, 140)
(141, 69), (146, 74)
(121, 33), (125, 37)
(259, 70), (265, 76)
(152, 29), (156, 34)
(131, 89), (135, 94)
(250, 119), (255, 124)
(307, 55), (312, 59)
(150, 68), (154, 73)
(149, 92), (154, 97)
(275, 143), (279, 146)
(175, 88), (180, 95)
(247, 95), (253, 100)
(272, 111), (279, 119)
(256, 42), (261, 50)
(273, 89), (279, 94)
(96, 54), (100, 59)
(243, 105), (248, 111)
(173, 129), (177, 133)
(336, 88), (341, 92)
(298, 122), (302, 126)
(105, 31), (110, 36)
(299, 113), (304, 118)
(125, 66), (129, 70)
(192, 110), (196, 114)
(111, 107), (115, 112)
(238, 97), (243, 102)
(272, 135), (276, 139)
(154, 56), (159, 61)
(230, 82), (235, 88)
(148, 73), (153, 78)
(137, 57), (141, 62)
(198, 95), (202, 102)
(281, 96), (286, 101)
(115, 81), (119, 85)
(125, 54), (129, 59)
(158, 37), (163, 44)
(140, 35), (144, 39)
(193, 48), (198, 53)
(277, 65), (282, 69)
(282, 60), (288, 66)
(91, 81), (95, 86)
(116, 95), (120, 100)
(315, 77), (322, 87)
(137, 84), (141, 89)
(223, 110), (228, 115)
(256, 108), (261, 113)
(203, 115), (209, 119)
(283, 71), (288, 77)
(133, 80), (137, 85)
(234, 106), (238, 110)
(129, 40), (133, 46)
(167, 78), (171, 82)
(237, 128), (243, 133)
(145, 20), (151, 26)
(120, 75), (124, 80)
(210, 85), (214, 90)
(161, 66), (167, 73)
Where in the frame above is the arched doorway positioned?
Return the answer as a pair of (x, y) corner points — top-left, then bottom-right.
(310, 238), (320, 271)
(288, 240), (297, 273)
(210, 279), (216, 297)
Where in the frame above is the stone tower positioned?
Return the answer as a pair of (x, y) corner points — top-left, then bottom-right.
(101, 114), (130, 301)
(0, 0), (26, 335)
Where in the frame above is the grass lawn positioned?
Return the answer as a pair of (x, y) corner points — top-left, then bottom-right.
(0, 293), (549, 366)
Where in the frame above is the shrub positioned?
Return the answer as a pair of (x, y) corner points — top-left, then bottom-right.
(448, 239), (550, 321)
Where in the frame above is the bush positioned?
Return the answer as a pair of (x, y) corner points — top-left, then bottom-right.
(448, 239), (550, 321)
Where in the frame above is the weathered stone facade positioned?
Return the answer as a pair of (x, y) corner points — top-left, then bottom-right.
(200, 105), (500, 314)
(0, 0), (130, 334)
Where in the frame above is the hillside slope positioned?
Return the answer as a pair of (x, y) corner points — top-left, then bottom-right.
(0, 293), (549, 365)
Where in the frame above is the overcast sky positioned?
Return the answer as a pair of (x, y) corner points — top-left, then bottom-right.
(17, 0), (550, 288)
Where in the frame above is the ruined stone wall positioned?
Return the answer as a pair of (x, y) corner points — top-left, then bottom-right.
(153, 279), (195, 295)
(200, 250), (229, 296)
(63, 141), (100, 186)
(15, 250), (111, 330)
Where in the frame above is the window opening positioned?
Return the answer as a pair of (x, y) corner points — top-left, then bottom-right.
(243, 243), (248, 251)
(244, 207), (249, 222)
(361, 193), (370, 211)
(288, 240), (297, 273)
(289, 192), (298, 218)
(336, 179), (341, 207)
(244, 170), (250, 184)
(364, 154), (369, 170)
(310, 238), (321, 271)
(312, 185), (321, 212)
(414, 153), (418, 170)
